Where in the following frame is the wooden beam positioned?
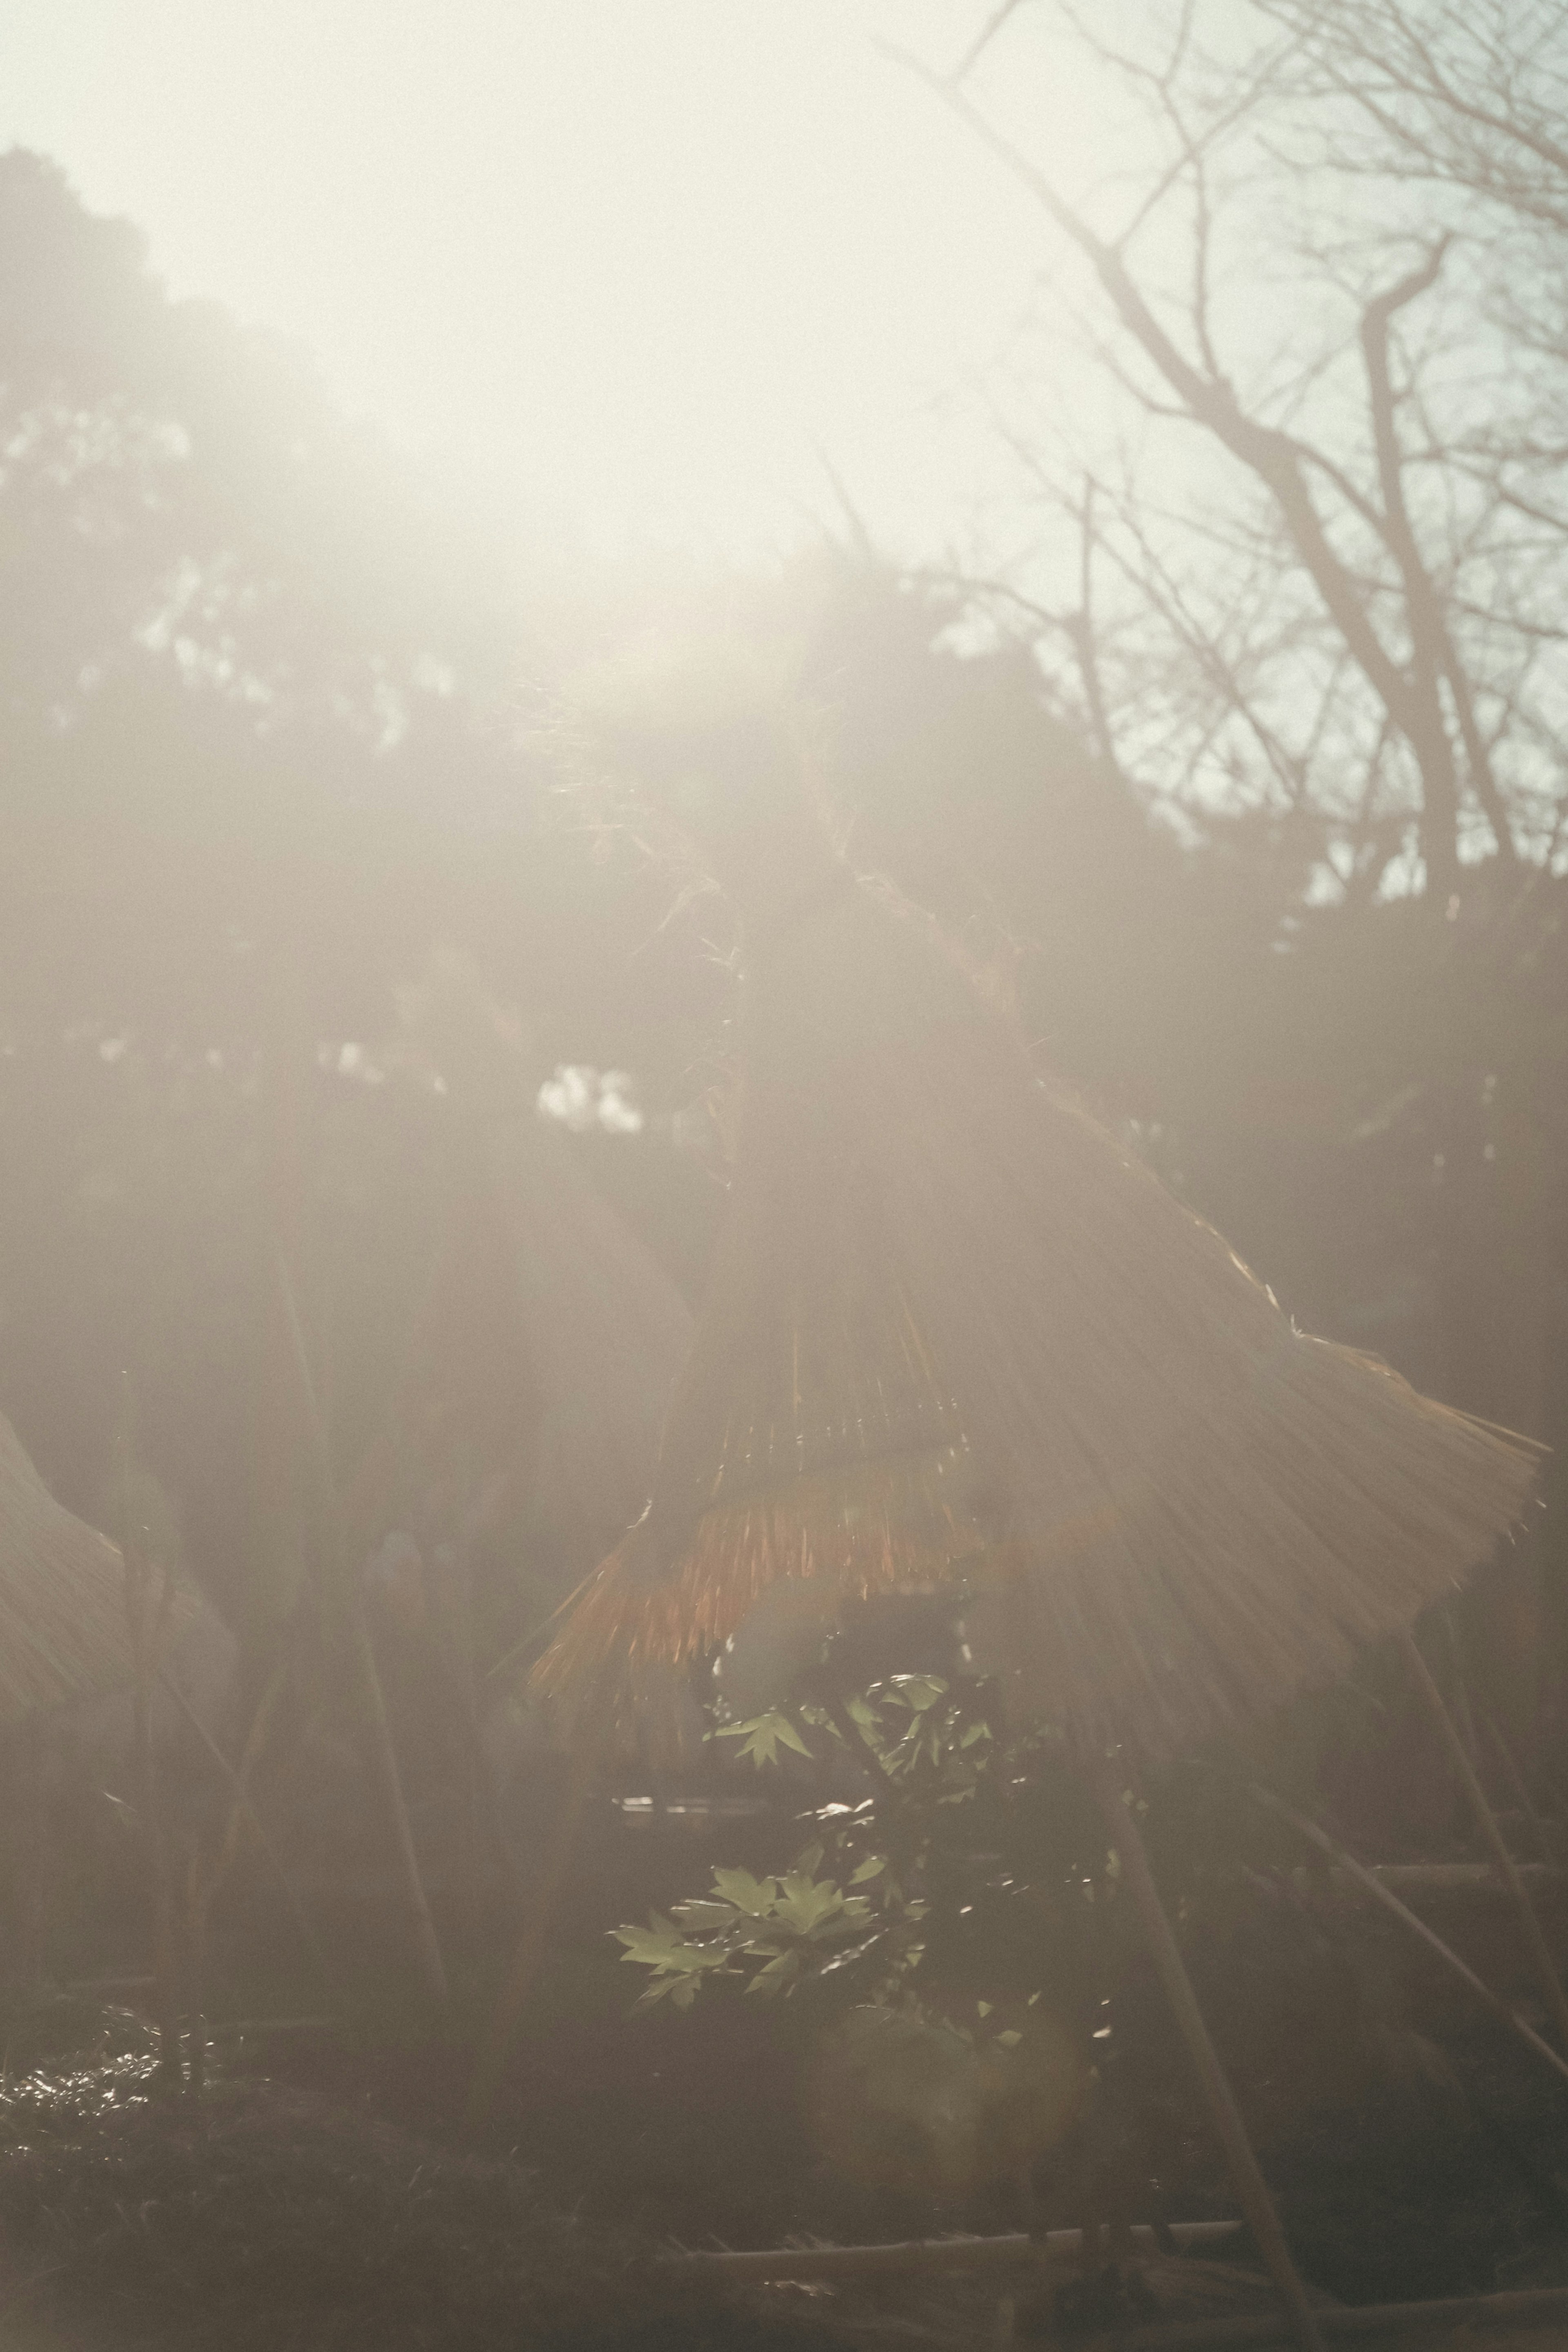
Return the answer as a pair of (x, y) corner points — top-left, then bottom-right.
(670, 2220), (1243, 2281)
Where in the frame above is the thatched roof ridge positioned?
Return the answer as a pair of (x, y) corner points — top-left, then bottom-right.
(536, 877), (1540, 1762)
(0, 1412), (137, 1719)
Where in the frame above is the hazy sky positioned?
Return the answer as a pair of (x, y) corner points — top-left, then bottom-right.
(0, 1), (1105, 562)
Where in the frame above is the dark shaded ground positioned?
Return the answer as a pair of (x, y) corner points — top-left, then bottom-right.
(4, 1983), (1568, 2352)
(0, 2049), (845, 2352)
(9, 1815), (1568, 2346)
(318, 1873), (1568, 2308)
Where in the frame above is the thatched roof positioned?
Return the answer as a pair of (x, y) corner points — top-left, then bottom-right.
(0, 1411), (138, 1719)
(536, 872), (1541, 1764)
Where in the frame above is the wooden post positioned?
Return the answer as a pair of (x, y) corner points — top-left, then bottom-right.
(1088, 1756), (1325, 2352)
(1399, 1625), (1568, 2053)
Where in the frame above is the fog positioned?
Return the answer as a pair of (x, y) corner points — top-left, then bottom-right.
(0, 6), (1566, 2345)
(0, 0), (1104, 554)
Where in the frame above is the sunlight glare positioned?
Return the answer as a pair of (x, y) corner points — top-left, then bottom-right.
(0, 0), (1127, 557)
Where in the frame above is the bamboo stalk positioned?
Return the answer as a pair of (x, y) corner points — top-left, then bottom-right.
(1356, 1859), (1559, 1895)
(273, 1244), (451, 2020)
(207, 2016), (336, 2037)
(115, 1375), (185, 2096)
(1439, 1604), (1483, 1772)
(352, 1595), (452, 2015)
(174, 1655), (324, 2093)
(463, 1734), (602, 2134)
(165, 1658), (324, 1979)
(1399, 1625), (1568, 2052)
(1088, 1757), (1325, 2352)
(1247, 1781), (1568, 2091)
(670, 2221), (1243, 2280)
(426, 1529), (501, 1945)
(17, 1715), (48, 1997)
(1484, 1710), (1554, 1864)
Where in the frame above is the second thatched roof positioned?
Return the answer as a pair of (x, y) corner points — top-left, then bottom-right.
(536, 873), (1540, 1764)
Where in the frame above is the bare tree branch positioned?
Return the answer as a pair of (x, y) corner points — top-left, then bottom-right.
(883, 35), (1483, 890)
(1359, 238), (1517, 858)
(948, 0), (1032, 87)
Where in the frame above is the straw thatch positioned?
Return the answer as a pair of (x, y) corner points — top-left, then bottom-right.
(536, 870), (1541, 1763)
(0, 1411), (137, 1719)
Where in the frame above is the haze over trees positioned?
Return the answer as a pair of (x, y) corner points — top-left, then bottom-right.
(0, 0), (1562, 1958)
(4, 0), (1567, 1650)
(0, 9), (1566, 2336)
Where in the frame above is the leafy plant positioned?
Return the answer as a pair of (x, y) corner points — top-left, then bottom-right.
(611, 1649), (1425, 2220)
(612, 1844), (918, 2011)
(614, 1672), (1001, 2013)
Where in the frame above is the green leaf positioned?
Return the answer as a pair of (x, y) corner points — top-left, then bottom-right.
(772, 1873), (847, 1937)
(671, 1899), (739, 1931)
(747, 1949), (802, 1996)
(715, 1710), (813, 1768)
(613, 1913), (686, 1966)
(735, 1719), (783, 1767)
(849, 1855), (886, 1884)
(637, 1972), (706, 2011)
(614, 1913), (729, 1977)
(888, 1674), (947, 1712)
(960, 1720), (990, 1748)
(711, 1867), (777, 1917)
